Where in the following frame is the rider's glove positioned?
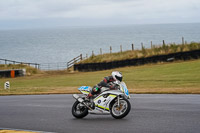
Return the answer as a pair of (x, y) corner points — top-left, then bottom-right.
(110, 84), (119, 90)
(92, 85), (100, 92)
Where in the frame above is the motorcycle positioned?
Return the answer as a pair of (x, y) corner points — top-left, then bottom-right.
(72, 81), (131, 119)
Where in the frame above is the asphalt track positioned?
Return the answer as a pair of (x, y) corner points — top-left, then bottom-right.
(0, 94), (200, 133)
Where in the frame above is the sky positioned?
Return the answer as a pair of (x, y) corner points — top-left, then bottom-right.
(0, 0), (200, 29)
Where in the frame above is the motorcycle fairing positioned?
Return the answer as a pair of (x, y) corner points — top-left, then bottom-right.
(92, 91), (121, 113)
(78, 86), (91, 95)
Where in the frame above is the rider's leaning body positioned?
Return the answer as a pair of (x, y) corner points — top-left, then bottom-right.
(87, 71), (123, 98)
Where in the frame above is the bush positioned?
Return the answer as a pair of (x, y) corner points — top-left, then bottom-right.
(188, 42), (200, 51)
(170, 44), (179, 53)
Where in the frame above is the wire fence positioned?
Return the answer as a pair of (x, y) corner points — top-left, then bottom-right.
(39, 62), (68, 70)
(0, 54), (85, 71)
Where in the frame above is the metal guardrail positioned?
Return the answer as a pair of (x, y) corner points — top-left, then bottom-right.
(0, 58), (40, 69)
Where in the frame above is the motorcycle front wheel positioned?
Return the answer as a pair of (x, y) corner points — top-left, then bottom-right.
(110, 98), (131, 119)
(72, 101), (88, 118)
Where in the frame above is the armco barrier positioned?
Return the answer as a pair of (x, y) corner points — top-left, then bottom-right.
(0, 69), (26, 78)
(74, 49), (200, 72)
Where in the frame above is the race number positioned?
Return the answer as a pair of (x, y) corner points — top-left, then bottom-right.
(4, 81), (10, 89)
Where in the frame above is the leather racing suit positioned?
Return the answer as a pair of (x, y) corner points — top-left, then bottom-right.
(89, 76), (118, 97)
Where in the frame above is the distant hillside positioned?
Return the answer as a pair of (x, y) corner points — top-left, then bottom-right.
(78, 42), (200, 64)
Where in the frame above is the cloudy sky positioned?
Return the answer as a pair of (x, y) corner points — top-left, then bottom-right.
(0, 0), (200, 29)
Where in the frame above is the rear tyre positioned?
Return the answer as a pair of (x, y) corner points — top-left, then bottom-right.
(72, 101), (88, 118)
(110, 98), (131, 119)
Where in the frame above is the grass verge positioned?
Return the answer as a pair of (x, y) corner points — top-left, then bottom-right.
(0, 64), (41, 75)
(0, 59), (200, 95)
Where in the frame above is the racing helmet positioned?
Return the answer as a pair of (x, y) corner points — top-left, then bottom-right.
(111, 71), (123, 82)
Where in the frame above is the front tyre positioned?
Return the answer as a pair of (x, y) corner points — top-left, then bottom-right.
(72, 100), (88, 118)
(110, 98), (131, 119)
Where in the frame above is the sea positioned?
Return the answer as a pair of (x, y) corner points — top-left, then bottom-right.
(0, 23), (200, 70)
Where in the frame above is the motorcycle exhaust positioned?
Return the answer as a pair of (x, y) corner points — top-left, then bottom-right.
(73, 94), (84, 103)
(72, 94), (93, 111)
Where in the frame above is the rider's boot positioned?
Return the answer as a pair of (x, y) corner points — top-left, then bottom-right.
(86, 93), (93, 100)
(86, 93), (95, 109)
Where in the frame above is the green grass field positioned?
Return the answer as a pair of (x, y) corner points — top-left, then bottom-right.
(0, 59), (200, 95)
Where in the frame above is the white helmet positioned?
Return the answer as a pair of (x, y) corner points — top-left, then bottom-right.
(111, 71), (123, 82)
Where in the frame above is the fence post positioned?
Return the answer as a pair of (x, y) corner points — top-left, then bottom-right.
(20, 62), (22, 68)
(80, 54), (82, 60)
(120, 45), (122, 52)
(100, 48), (102, 55)
(92, 51), (94, 56)
(132, 44), (134, 51)
(110, 46), (112, 54)
(182, 37), (184, 45)
(141, 42), (144, 49)
(151, 41), (153, 49)
(74, 58), (76, 64)
(163, 40), (165, 45)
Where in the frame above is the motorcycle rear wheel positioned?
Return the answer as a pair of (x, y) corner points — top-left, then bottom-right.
(72, 101), (88, 118)
(110, 98), (131, 119)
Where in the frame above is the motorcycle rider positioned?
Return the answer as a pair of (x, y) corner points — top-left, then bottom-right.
(87, 71), (123, 99)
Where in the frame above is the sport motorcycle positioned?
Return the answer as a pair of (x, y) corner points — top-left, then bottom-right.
(72, 81), (131, 119)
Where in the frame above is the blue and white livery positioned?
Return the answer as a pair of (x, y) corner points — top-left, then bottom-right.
(78, 86), (91, 95)
(72, 81), (131, 119)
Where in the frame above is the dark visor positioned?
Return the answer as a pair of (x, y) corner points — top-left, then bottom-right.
(115, 76), (122, 82)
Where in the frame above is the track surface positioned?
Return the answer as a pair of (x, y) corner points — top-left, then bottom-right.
(0, 94), (200, 133)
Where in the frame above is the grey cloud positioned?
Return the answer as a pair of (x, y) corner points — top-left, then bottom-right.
(0, 0), (199, 28)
